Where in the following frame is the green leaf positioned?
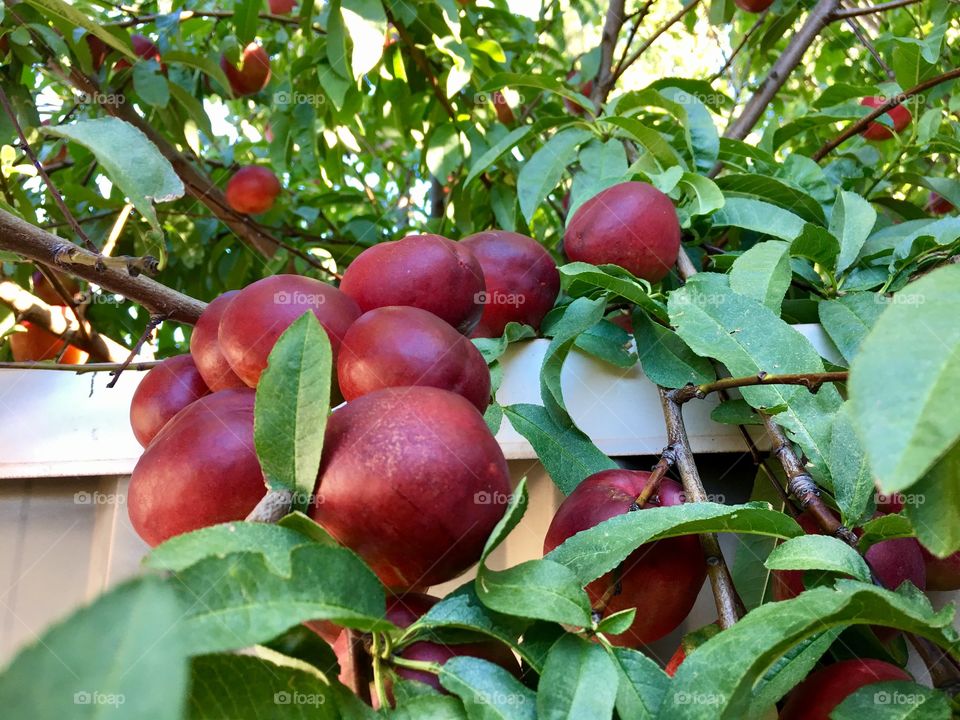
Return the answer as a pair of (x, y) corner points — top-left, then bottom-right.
(666, 582), (960, 719)
(163, 50), (232, 95)
(574, 319), (636, 369)
(340, 0), (387, 79)
(677, 172), (725, 222)
(765, 535), (871, 582)
(254, 312), (332, 511)
(710, 198), (806, 241)
(849, 265), (960, 493)
(146, 521), (325, 576)
(831, 680), (952, 720)
(0, 577), (188, 720)
(831, 191), (877, 274)
(539, 296), (607, 425)
(23, 0), (137, 60)
(903, 444), (960, 557)
(233, 0), (259, 44)
(817, 293), (884, 365)
(187, 654), (339, 719)
(858, 513), (916, 550)
(747, 630), (842, 717)
(537, 635), (618, 720)
(548, 502), (802, 586)
(830, 403), (876, 526)
(41, 118), (184, 234)
(601, 116), (683, 171)
(595, 608), (636, 636)
(465, 126), (532, 187)
(632, 309), (714, 389)
(559, 262), (665, 322)
(611, 647), (669, 720)
(482, 72), (594, 115)
(791, 223), (841, 269)
(711, 399), (761, 426)
(132, 62), (170, 107)
(729, 240), (791, 312)
(390, 695), (467, 719)
(518, 128), (592, 224)
(476, 559), (593, 627)
(715, 174), (825, 225)
(439, 657), (537, 720)
(502, 404), (616, 495)
(479, 477), (528, 564)
(172, 544), (388, 653)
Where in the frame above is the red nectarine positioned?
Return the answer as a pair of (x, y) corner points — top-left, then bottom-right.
(220, 43), (271, 97)
(860, 97), (912, 141)
(129, 354), (210, 447)
(225, 165), (281, 215)
(780, 658), (911, 720)
(189, 290), (247, 391)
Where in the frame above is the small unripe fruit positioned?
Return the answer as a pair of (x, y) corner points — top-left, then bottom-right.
(311, 387), (511, 589)
(461, 230), (560, 338)
(225, 165), (281, 215)
(268, 0), (296, 13)
(780, 659), (911, 720)
(860, 97), (912, 141)
(564, 181), (681, 282)
(927, 192), (954, 215)
(220, 43), (271, 97)
(734, 0), (774, 12)
(114, 35), (163, 72)
(129, 355), (210, 447)
(31, 269), (79, 306)
(544, 470), (707, 646)
(338, 306), (491, 411)
(339, 234), (485, 334)
(128, 389), (266, 546)
(189, 290), (247, 391)
(85, 34), (109, 71)
(491, 90), (515, 125)
(218, 274), (360, 388)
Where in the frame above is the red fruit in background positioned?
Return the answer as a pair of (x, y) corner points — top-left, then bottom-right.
(339, 234), (485, 334)
(129, 355), (210, 447)
(337, 306), (491, 412)
(85, 34), (108, 71)
(128, 389), (266, 546)
(268, 0), (296, 13)
(225, 165), (281, 214)
(311, 387), (511, 589)
(921, 549), (960, 591)
(220, 43), (271, 97)
(189, 290), (247, 392)
(563, 69), (593, 115)
(664, 644), (686, 677)
(927, 193), (954, 215)
(31, 269), (80, 306)
(860, 97), (912, 141)
(461, 230), (560, 338)
(780, 659), (911, 720)
(564, 181), (681, 283)
(734, 0), (773, 11)
(114, 34), (162, 71)
(219, 274), (360, 388)
(491, 90), (515, 125)
(544, 470), (707, 646)
(9, 309), (88, 365)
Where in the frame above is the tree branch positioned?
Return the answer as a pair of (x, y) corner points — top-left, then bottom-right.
(724, 0), (841, 140)
(709, 10), (768, 82)
(0, 209), (206, 324)
(591, 0), (627, 105)
(673, 371), (849, 402)
(829, 0), (923, 21)
(811, 67), (960, 161)
(0, 281), (133, 362)
(611, 0), (701, 87)
(108, 9), (326, 34)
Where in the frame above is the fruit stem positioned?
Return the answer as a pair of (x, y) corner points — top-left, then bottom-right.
(371, 632), (390, 709)
(389, 656), (442, 674)
(631, 446), (677, 508)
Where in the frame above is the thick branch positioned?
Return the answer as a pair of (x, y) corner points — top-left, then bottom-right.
(591, 0), (627, 105)
(812, 67), (960, 161)
(674, 371), (849, 402)
(0, 209), (206, 324)
(0, 281), (132, 362)
(830, 0), (922, 20)
(724, 0), (841, 140)
(660, 389), (745, 628)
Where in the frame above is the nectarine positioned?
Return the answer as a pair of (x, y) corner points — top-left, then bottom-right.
(225, 165), (281, 215)
(129, 354), (210, 447)
(189, 290), (247, 391)
(220, 43), (271, 97)
(780, 658), (911, 720)
(860, 97), (911, 141)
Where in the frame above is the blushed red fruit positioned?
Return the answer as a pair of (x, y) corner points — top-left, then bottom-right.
(225, 165), (281, 214)
(544, 470), (707, 646)
(115, 34), (162, 71)
(337, 306), (491, 412)
(921, 549), (960, 591)
(268, 0), (296, 13)
(9, 310), (88, 365)
(339, 234), (485, 334)
(461, 230), (560, 338)
(129, 355), (210, 447)
(189, 291), (247, 391)
(31, 269), (80, 306)
(927, 193), (954, 215)
(128, 389), (266, 546)
(564, 181), (681, 283)
(311, 387), (511, 589)
(219, 274), (360, 388)
(220, 43), (271, 97)
(773, 510), (926, 600)
(780, 659), (911, 720)
(85, 34), (108, 71)
(860, 97), (912, 141)
(734, 0), (773, 11)
(491, 90), (515, 125)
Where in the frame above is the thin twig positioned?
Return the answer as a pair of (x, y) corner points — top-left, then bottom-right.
(105, 313), (165, 387)
(611, 0), (702, 86)
(108, 9), (326, 33)
(0, 360), (161, 372)
(673, 371), (849, 402)
(812, 67), (960, 161)
(631, 446), (677, 507)
(842, 16), (895, 80)
(830, 0), (923, 20)
(709, 11), (768, 82)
